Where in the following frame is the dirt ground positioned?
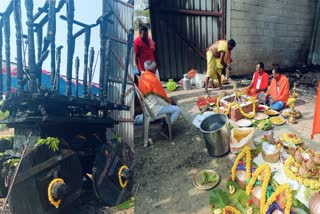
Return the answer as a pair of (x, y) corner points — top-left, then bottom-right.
(133, 83), (320, 214)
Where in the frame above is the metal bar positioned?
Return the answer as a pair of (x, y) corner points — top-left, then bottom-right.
(99, 17), (107, 100)
(116, 0), (134, 8)
(88, 47), (94, 97)
(221, 0), (225, 39)
(82, 28), (90, 98)
(105, 0), (128, 33)
(103, 39), (111, 105)
(75, 56), (79, 97)
(155, 8), (222, 17)
(55, 45), (63, 91)
(48, 0), (56, 89)
(4, 16), (11, 96)
(13, 0), (23, 92)
(65, 0), (75, 96)
(121, 28), (133, 104)
(0, 19), (3, 97)
(110, 48), (124, 69)
(25, 0), (37, 92)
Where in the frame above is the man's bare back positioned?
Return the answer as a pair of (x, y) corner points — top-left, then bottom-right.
(208, 41), (224, 58)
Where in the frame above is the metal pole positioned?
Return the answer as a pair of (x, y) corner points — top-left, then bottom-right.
(13, 0), (23, 92)
(65, 0), (75, 96)
(120, 28), (134, 104)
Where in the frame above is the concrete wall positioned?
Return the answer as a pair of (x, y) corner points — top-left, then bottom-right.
(229, 0), (318, 75)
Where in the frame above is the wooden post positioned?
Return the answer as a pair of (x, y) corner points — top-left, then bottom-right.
(48, 0), (56, 89)
(4, 16), (11, 96)
(75, 56), (79, 97)
(13, 0), (23, 92)
(55, 46), (63, 92)
(0, 19), (3, 98)
(103, 39), (111, 104)
(82, 28), (90, 98)
(25, 0), (37, 92)
(88, 47), (94, 97)
(99, 16), (106, 101)
(65, 0), (75, 96)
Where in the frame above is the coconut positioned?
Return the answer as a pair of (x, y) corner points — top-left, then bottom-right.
(309, 191), (320, 214)
(235, 170), (246, 189)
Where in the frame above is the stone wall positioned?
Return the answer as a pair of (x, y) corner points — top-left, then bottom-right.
(229, 0), (318, 75)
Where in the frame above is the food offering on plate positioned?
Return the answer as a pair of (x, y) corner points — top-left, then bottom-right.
(269, 116), (286, 126)
(196, 96), (217, 110)
(237, 119), (252, 127)
(254, 112), (269, 121)
(254, 119), (273, 131)
(257, 104), (269, 112)
(238, 79), (251, 86)
(264, 109), (279, 116)
(281, 132), (303, 145)
(192, 169), (220, 190)
(283, 148), (320, 189)
(282, 108), (302, 119)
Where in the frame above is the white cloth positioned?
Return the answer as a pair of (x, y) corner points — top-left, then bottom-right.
(256, 76), (262, 89)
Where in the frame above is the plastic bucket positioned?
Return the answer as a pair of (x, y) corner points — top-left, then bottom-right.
(200, 114), (230, 157)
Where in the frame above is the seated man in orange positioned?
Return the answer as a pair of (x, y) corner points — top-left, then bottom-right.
(259, 66), (289, 111)
(244, 62), (269, 98)
(137, 60), (180, 138)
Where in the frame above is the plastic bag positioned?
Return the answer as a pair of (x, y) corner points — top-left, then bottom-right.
(230, 127), (256, 154)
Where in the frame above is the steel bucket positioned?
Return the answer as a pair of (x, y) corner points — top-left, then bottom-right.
(200, 114), (230, 157)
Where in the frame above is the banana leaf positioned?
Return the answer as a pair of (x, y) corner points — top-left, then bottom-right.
(292, 197), (309, 213)
(116, 197), (134, 210)
(209, 189), (230, 209)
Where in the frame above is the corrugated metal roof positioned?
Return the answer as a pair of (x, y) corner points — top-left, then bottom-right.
(103, 0), (134, 146)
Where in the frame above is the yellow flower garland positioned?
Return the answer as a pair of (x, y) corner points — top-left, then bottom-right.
(217, 96), (257, 119)
(223, 205), (241, 214)
(262, 184), (292, 214)
(48, 178), (64, 208)
(246, 164), (271, 208)
(231, 146), (252, 181)
(283, 156), (320, 189)
(118, 165), (129, 188)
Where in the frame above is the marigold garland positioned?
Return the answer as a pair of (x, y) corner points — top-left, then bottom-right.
(223, 205), (241, 214)
(262, 184), (292, 214)
(118, 165), (129, 188)
(48, 178), (64, 208)
(283, 156), (320, 189)
(231, 146), (251, 181)
(216, 96), (256, 119)
(246, 164), (271, 208)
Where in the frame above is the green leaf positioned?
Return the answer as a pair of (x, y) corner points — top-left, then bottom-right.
(208, 173), (218, 183)
(292, 197), (309, 213)
(34, 137), (60, 152)
(201, 171), (209, 184)
(116, 197), (134, 210)
(209, 189), (230, 209)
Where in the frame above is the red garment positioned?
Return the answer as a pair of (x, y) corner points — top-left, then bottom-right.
(252, 71), (269, 91)
(134, 36), (155, 71)
(269, 74), (290, 103)
(138, 71), (169, 102)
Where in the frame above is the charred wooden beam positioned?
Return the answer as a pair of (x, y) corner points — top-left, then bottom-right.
(121, 28), (134, 104)
(32, 1), (48, 21)
(13, 0), (23, 92)
(88, 47), (94, 97)
(4, 16), (11, 96)
(55, 46), (63, 91)
(102, 39), (111, 106)
(0, 19), (3, 98)
(82, 29), (91, 98)
(65, 0), (75, 96)
(25, 0), (37, 92)
(99, 17), (107, 101)
(48, 0), (56, 89)
(35, 27), (43, 61)
(75, 56), (79, 97)
(0, 1), (13, 17)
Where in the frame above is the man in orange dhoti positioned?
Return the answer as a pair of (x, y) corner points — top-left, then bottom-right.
(136, 61), (181, 138)
(260, 66), (289, 111)
(244, 62), (269, 98)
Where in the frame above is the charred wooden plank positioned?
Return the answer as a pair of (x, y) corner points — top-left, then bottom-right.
(88, 47), (95, 97)
(4, 16), (11, 96)
(13, 0), (23, 92)
(75, 56), (80, 97)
